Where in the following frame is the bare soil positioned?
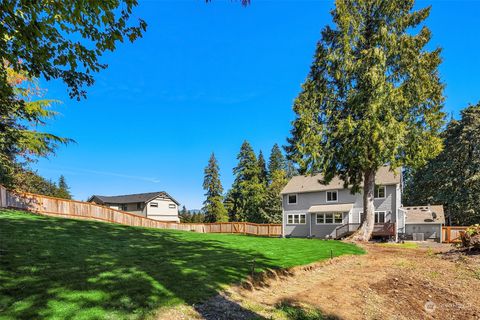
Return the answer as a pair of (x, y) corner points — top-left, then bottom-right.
(156, 243), (480, 320)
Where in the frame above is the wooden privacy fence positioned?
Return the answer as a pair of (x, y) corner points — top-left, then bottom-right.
(0, 185), (282, 237)
(442, 226), (469, 243)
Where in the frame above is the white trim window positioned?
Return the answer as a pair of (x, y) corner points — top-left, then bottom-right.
(316, 212), (344, 224)
(287, 213), (306, 224)
(375, 211), (386, 223)
(168, 204), (176, 209)
(326, 190), (338, 203)
(375, 185), (386, 199)
(359, 211), (387, 223)
(287, 194), (297, 204)
(150, 202), (159, 208)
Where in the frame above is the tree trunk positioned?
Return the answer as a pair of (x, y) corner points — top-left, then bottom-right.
(350, 169), (376, 242)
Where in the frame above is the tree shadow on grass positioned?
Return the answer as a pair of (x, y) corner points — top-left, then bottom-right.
(0, 211), (270, 319)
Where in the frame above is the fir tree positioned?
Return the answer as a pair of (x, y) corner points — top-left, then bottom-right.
(404, 104), (480, 225)
(285, 160), (298, 179)
(263, 170), (288, 223)
(231, 141), (265, 222)
(56, 175), (72, 200)
(263, 144), (289, 223)
(179, 205), (192, 223)
(286, 0), (445, 241)
(268, 144), (286, 180)
(257, 150), (268, 186)
(202, 153), (228, 222)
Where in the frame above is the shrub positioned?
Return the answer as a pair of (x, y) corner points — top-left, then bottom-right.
(460, 224), (480, 249)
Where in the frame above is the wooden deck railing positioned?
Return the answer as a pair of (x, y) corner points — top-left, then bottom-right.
(335, 222), (396, 239)
(0, 185), (282, 237)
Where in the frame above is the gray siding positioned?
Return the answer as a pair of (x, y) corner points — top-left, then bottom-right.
(283, 210), (311, 237)
(283, 188), (357, 212)
(405, 224), (442, 241)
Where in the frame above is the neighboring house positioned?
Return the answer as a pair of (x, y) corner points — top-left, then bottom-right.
(88, 191), (180, 222)
(281, 165), (445, 242)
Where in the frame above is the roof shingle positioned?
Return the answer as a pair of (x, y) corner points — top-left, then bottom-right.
(281, 166), (401, 194)
(89, 191), (179, 205)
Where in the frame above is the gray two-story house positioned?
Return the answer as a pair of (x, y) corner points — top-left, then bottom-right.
(281, 166), (445, 242)
(281, 166), (402, 240)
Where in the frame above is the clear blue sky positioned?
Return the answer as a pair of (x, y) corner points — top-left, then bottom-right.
(36, 0), (480, 209)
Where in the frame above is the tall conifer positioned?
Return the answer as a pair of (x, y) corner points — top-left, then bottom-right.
(286, 0), (445, 240)
(202, 153), (228, 222)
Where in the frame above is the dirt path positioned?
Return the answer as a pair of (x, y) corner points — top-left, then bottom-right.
(157, 243), (480, 320)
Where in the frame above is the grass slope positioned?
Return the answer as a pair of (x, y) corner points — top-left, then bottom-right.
(0, 209), (363, 319)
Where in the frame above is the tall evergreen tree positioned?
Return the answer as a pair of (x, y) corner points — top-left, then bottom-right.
(285, 160), (298, 179)
(202, 153), (228, 222)
(230, 141), (265, 222)
(268, 144), (286, 181)
(286, 0), (445, 241)
(179, 205), (193, 223)
(263, 144), (289, 223)
(404, 104), (480, 225)
(257, 150), (268, 186)
(56, 175), (72, 199)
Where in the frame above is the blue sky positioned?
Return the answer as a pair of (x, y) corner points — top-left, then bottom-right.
(35, 0), (480, 209)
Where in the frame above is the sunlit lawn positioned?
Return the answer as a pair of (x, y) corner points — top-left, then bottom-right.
(0, 209), (363, 319)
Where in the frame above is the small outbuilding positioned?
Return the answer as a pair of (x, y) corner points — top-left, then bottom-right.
(399, 205), (445, 242)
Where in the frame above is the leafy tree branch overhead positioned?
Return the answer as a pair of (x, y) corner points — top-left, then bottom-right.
(0, 0), (147, 99)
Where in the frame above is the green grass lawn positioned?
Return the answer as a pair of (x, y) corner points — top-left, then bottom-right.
(0, 209), (363, 320)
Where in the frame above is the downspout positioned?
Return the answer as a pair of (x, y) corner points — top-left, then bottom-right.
(395, 205), (399, 242)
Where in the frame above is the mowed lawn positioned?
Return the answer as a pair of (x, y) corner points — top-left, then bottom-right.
(0, 209), (363, 319)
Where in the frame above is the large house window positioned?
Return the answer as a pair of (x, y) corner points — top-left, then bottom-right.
(375, 185), (386, 199)
(136, 203), (142, 210)
(359, 211), (386, 223)
(326, 190), (338, 203)
(316, 212), (344, 224)
(120, 204), (128, 211)
(150, 202), (159, 208)
(287, 194), (297, 204)
(287, 213), (306, 224)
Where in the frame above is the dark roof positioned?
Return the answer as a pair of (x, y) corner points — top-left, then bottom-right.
(88, 191), (179, 205)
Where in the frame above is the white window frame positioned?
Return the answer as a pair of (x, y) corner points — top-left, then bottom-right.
(150, 202), (159, 208)
(286, 213), (306, 225)
(287, 194), (297, 205)
(358, 211), (387, 223)
(168, 204), (176, 209)
(375, 211), (386, 223)
(316, 212), (345, 225)
(375, 185), (386, 199)
(326, 190), (338, 203)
